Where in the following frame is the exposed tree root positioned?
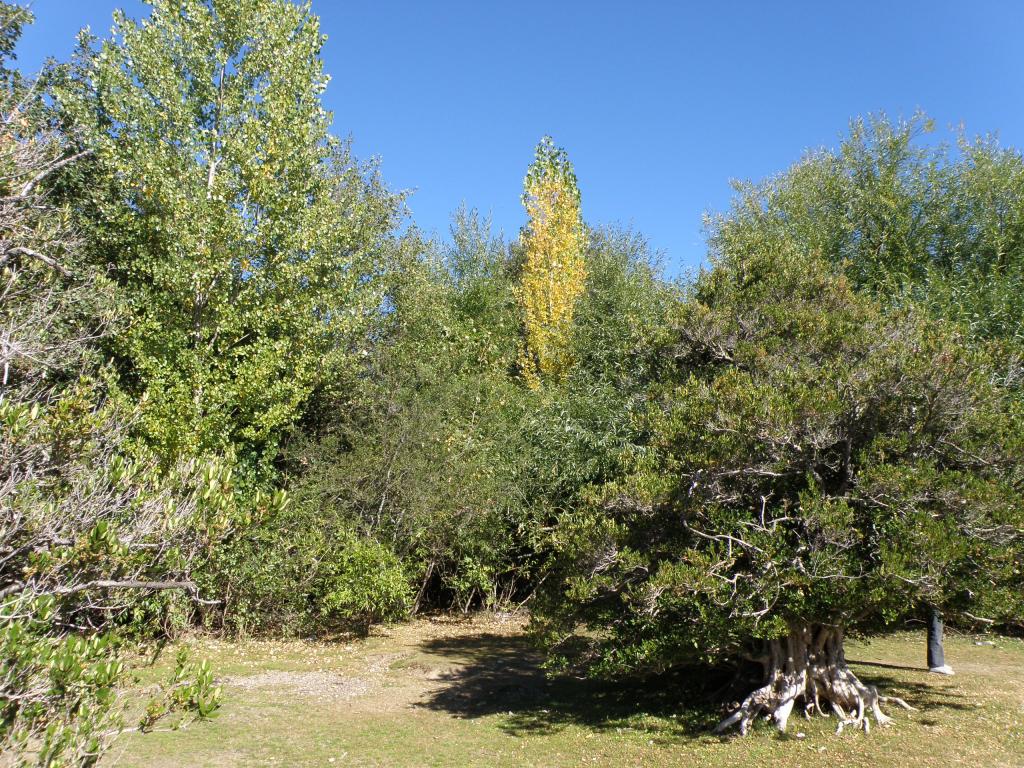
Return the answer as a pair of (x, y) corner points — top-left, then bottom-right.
(714, 626), (916, 736)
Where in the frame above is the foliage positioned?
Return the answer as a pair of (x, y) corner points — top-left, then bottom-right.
(0, 7), (259, 760)
(249, 215), (673, 629)
(0, 14), (120, 758)
(0, 3), (30, 63)
(1, 603), (123, 767)
(708, 113), (1024, 374)
(534, 240), (1024, 680)
(517, 136), (588, 388)
(55, 0), (400, 475)
(138, 647), (220, 732)
(279, 214), (533, 618)
(568, 227), (677, 391)
(209, 496), (411, 635)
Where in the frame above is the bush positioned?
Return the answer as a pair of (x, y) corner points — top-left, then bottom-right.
(210, 500), (411, 636)
(0, 597), (122, 767)
(314, 530), (411, 631)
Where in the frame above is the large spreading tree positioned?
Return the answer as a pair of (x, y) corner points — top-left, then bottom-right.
(534, 236), (1024, 734)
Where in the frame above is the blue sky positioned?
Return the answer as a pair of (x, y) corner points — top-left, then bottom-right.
(16, 0), (1024, 273)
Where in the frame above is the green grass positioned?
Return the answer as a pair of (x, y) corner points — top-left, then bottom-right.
(102, 617), (1024, 767)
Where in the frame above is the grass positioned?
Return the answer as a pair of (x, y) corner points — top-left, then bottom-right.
(102, 616), (1024, 767)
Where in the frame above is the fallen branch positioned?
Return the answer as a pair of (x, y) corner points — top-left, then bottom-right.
(963, 612), (996, 625)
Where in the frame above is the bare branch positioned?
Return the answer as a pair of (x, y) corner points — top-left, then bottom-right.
(0, 245), (71, 276)
(15, 148), (94, 199)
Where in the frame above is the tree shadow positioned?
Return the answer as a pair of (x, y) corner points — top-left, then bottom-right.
(845, 669), (974, 712)
(847, 659), (921, 673)
(415, 632), (731, 740)
(415, 632), (975, 741)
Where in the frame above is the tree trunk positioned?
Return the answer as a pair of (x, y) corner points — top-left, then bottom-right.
(715, 626), (915, 736)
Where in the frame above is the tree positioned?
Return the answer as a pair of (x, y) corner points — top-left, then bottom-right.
(708, 114), (1024, 378)
(516, 136), (587, 388)
(0, 5), (238, 760)
(534, 240), (1024, 735)
(56, 0), (399, 475)
(279, 213), (536, 621)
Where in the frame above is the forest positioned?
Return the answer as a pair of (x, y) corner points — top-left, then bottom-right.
(1, 0), (1023, 765)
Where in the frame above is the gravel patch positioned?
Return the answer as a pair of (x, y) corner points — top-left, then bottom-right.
(226, 671), (371, 701)
(223, 653), (406, 702)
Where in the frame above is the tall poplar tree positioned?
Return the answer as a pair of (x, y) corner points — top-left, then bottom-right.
(516, 136), (587, 388)
(58, 0), (399, 472)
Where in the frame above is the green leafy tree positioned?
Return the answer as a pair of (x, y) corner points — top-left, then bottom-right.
(708, 113), (1024, 369)
(534, 241), (1024, 735)
(57, 0), (399, 474)
(0, 5), (244, 761)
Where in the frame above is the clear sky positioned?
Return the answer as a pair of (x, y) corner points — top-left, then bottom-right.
(16, 0), (1024, 274)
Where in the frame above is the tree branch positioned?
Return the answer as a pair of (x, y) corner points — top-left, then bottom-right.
(15, 148), (94, 198)
(0, 246), (71, 276)
(49, 579), (220, 605)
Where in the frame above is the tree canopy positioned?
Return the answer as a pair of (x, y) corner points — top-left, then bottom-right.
(57, 0), (399, 472)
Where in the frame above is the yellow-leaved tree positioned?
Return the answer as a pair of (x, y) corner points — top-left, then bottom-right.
(517, 136), (587, 388)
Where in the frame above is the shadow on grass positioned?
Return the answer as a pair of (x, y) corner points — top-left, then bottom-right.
(415, 632), (730, 741)
(847, 659), (922, 673)
(845, 668), (974, 713)
(415, 633), (974, 741)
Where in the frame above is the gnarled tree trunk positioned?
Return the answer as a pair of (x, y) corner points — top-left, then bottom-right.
(715, 626), (915, 736)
